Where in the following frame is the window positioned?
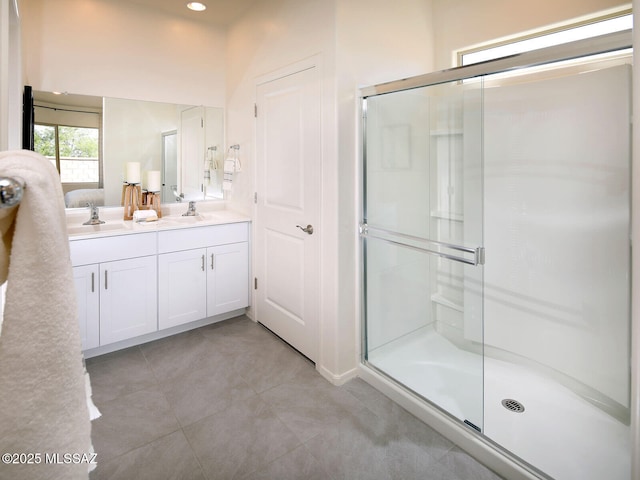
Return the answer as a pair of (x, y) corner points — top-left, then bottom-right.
(34, 123), (100, 184)
(459, 10), (632, 67)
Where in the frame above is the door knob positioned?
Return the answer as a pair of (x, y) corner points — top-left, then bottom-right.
(296, 224), (314, 235)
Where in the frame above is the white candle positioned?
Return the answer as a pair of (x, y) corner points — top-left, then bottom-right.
(126, 162), (141, 184)
(147, 170), (161, 192)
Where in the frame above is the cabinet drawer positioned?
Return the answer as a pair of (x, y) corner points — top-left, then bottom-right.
(158, 222), (249, 253)
(70, 233), (157, 266)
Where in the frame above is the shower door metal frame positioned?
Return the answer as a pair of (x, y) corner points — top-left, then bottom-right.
(361, 30), (631, 98)
(358, 27), (633, 480)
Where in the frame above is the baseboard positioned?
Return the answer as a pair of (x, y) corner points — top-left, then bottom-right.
(83, 309), (246, 359)
(316, 364), (359, 386)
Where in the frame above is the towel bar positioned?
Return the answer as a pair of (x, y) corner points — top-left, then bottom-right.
(0, 177), (25, 207)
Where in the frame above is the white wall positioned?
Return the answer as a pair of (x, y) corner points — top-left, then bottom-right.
(334, 0), (435, 373)
(631, 3), (640, 478)
(226, 0), (435, 380)
(0, 0), (21, 150)
(432, 0), (629, 69)
(19, 0), (226, 107)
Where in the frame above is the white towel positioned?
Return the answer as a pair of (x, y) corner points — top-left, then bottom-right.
(223, 158), (235, 192)
(223, 158), (235, 174)
(133, 209), (158, 222)
(0, 150), (93, 479)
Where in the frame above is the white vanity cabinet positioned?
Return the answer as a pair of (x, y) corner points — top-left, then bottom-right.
(70, 233), (158, 347)
(207, 242), (249, 316)
(98, 256), (158, 344)
(157, 248), (208, 329)
(73, 264), (100, 350)
(158, 223), (249, 330)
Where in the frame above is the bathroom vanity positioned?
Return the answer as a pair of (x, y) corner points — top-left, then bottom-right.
(67, 204), (250, 357)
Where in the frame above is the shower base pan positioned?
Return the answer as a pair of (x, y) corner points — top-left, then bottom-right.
(367, 325), (630, 480)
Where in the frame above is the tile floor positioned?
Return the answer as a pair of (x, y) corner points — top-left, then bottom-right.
(87, 315), (504, 480)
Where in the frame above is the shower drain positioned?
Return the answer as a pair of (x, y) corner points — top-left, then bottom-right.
(501, 399), (525, 413)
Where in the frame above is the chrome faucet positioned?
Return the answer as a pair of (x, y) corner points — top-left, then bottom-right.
(171, 185), (184, 203)
(182, 201), (197, 216)
(83, 202), (105, 225)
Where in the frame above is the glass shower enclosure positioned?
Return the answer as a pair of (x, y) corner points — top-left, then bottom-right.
(360, 31), (632, 480)
(362, 78), (485, 431)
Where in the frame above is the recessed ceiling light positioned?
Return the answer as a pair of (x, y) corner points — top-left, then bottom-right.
(187, 2), (206, 11)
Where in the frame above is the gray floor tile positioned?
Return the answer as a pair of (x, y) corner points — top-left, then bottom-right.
(90, 430), (206, 480)
(183, 395), (302, 480)
(87, 316), (504, 480)
(86, 346), (157, 404)
(303, 398), (453, 480)
(341, 377), (400, 418)
(242, 445), (333, 480)
(158, 358), (256, 427)
(436, 446), (504, 480)
(91, 387), (180, 463)
(140, 329), (219, 383)
(228, 333), (313, 393)
(199, 315), (279, 344)
(342, 378), (454, 462)
(260, 367), (371, 443)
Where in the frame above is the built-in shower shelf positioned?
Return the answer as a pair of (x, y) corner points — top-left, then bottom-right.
(430, 210), (464, 222)
(431, 293), (464, 312)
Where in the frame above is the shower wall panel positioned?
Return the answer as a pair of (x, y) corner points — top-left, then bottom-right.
(483, 65), (631, 408)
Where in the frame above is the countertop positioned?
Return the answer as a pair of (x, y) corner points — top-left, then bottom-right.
(66, 202), (251, 241)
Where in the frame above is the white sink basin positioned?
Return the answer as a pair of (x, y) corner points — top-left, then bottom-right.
(67, 222), (128, 236)
(163, 214), (209, 224)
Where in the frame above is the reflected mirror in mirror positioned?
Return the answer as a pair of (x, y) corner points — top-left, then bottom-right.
(32, 91), (224, 209)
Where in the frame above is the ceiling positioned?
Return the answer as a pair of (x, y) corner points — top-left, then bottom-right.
(34, 91), (103, 108)
(121, 0), (259, 27)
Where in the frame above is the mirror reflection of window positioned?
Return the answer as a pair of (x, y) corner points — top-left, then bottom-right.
(35, 123), (100, 184)
(33, 91), (104, 202)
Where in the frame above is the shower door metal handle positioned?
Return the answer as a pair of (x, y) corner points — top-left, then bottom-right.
(296, 224), (314, 235)
(361, 224), (484, 266)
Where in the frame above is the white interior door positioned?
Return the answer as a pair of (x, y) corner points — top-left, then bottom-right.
(255, 65), (321, 362)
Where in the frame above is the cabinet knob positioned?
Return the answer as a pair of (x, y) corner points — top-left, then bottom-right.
(211, 253), (215, 270)
(201, 255), (205, 271)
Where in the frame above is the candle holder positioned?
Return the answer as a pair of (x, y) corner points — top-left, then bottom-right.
(122, 183), (142, 220)
(145, 191), (162, 218)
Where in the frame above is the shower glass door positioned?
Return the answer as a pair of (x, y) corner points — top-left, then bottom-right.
(362, 79), (484, 430)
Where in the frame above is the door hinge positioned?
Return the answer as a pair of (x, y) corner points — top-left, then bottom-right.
(254, 192), (257, 204)
(254, 104), (257, 118)
(254, 277), (258, 290)
(358, 223), (369, 236)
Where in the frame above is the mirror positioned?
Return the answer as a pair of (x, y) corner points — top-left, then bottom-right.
(32, 91), (225, 209)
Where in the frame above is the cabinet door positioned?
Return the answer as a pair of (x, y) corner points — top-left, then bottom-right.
(207, 242), (249, 316)
(158, 248), (207, 329)
(100, 256), (158, 345)
(73, 264), (100, 350)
